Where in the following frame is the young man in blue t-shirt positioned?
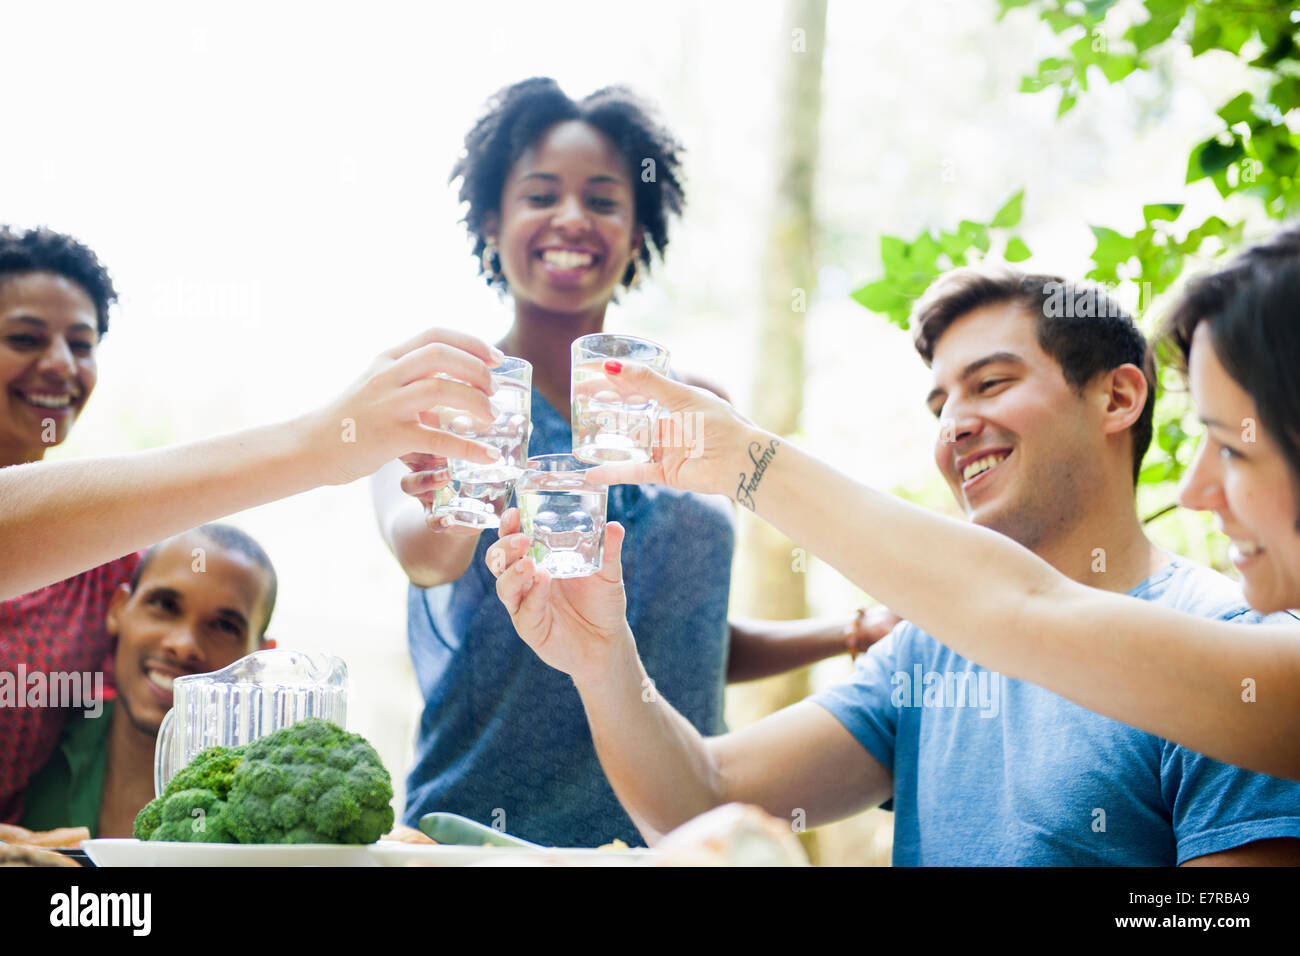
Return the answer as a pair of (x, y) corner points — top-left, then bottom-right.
(486, 268), (1300, 865)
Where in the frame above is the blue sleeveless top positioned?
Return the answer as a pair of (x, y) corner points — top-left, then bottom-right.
(404, 387), (735, 847)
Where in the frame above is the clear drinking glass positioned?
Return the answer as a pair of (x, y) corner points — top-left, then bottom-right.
(433, 356), (532, 529)
(517, 454), (608, 578)
(571, 333), (670, 464)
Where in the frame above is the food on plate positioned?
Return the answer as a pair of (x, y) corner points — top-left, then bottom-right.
(597, 838), (630, 851)
(381, 824), (436, 844)
(0, 823), (90, 848)
(133, 745), (244, 842)
(134, 718), (394, 845)
(0, 843), (81, 867)
(654, 803), (810, 866)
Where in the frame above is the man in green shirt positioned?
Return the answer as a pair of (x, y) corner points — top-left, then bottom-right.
(21, 524), (275, 837)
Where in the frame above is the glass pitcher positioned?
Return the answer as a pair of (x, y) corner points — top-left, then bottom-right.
(154, 648), (348, 796)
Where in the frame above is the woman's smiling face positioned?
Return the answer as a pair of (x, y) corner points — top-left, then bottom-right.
(1179, 322), (1300, 613)
(488, 119), (641, 314)
(0, 271), (99, 463)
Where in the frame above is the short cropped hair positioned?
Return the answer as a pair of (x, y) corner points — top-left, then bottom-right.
(131, 524), (278, 637)
(911, 268), (1157, 484)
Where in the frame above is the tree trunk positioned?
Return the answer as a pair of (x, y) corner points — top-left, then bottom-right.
(728, 0), (828, 863)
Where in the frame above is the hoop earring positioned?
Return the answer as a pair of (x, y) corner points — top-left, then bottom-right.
(481, 241), (503, 282)
(624, 255), (643, 289)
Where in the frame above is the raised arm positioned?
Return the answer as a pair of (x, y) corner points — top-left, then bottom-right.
(370, 458), (484, 588)
(485, 512), (891, 842)
(0, 329), (503, 600)
(585, 362), (1300, 780)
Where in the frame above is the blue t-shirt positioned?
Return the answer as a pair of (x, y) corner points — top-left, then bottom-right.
(404, 387), (735, 847)
(812, 557), (1300, 865)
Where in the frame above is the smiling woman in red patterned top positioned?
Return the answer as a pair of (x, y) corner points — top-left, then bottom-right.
(0, 226), (142, 823)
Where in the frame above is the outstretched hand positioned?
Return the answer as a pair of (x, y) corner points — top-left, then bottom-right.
(309, 327), (505, 486)
(846, 605), (903, 659)
(578, 361), (759, 502)
(485, 507), (636, 686)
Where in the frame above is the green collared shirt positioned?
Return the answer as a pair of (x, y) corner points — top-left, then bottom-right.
(19, 701), (114, 837)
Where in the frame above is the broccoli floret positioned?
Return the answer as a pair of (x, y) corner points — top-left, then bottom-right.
(134, 720), (393, 845)
(163, 744), (244, 797)
(225, 718), (394, 844)
(149, 788), (238, 843)
(133, 797), (164, 840)
(135, 743), (246, 841)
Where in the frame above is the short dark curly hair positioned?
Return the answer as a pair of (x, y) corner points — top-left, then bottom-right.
(0, 226), (118, 338)
(451, 77), (686, 290)
(912, 267), (1156, 485)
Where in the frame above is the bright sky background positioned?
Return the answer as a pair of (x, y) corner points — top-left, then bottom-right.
(2, 0), (1254, 828)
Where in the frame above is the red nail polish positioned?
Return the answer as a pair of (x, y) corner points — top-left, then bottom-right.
(604, 359), (623, 375)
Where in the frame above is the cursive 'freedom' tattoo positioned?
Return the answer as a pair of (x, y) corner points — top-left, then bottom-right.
(736, 439), (780, 511)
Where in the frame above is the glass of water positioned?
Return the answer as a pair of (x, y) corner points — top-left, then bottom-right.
(571, 333), (670, 464)
(433, 356), (531, 530)
(517, 454), (608, 578)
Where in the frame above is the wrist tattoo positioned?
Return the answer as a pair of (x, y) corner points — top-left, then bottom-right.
(736, 438), (780, 511)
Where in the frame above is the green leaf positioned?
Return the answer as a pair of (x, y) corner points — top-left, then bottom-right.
(1214, 19), (1253, 56)
(1089, 225), (1137, 278)
(909, 233), (942, 272)
(995, 0), (1035, 19)
(1200, 138), (1245, 174)
(1004, 238), (1032, 262)
(1149, 249), (1185, 296)
(1216, 92), (1255, 126)
(1142, 203), (1184, 224)
(1129, 12), (1180, 53)
(1057, 90), (1079, 116)
(1186, 137), (1244, 182)
(958, 220), (991, 253)
(1144, 0), (1186, 16)
(1250, 33), (1297, 69)
(1138, 459), (1175, 485)
(938, 230), (970, 262)
(990, 190), (1025, 228)
(1089, 225), (1134, 257)
(1098, 53), (1138, 83)
(1157, 419), (1188, 454)
(1042, 8), (1078, 33)
(1209, 167), (1234, 199)
(1270, 77), (1300, 113)
(1270, 141), (1300, 178)
(851, 279), (901, 313)
(1182, 215), (1229, 249)
(1082, 0), (1120, 18)
(880, 235), (908, 271)
(1188, 22), (1221, 57)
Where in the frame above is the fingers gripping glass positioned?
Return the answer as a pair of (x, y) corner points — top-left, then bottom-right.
(431, 357), (532, 530)
(571, 333), (670, 464)
(517, 454), (608, 578)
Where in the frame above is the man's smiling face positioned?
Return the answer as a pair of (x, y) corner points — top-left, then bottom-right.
(108, 531), (272, 735)
(926, 302), (1104, 549)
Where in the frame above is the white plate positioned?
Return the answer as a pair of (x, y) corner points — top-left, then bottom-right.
(82, 839), (656, 867)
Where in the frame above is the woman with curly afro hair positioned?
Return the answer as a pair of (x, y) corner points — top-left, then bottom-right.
(371, 78), (889, 847)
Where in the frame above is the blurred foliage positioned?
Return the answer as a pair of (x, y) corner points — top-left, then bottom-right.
(850, 191), (1032, 328)
(852, 0), (1300, 558)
